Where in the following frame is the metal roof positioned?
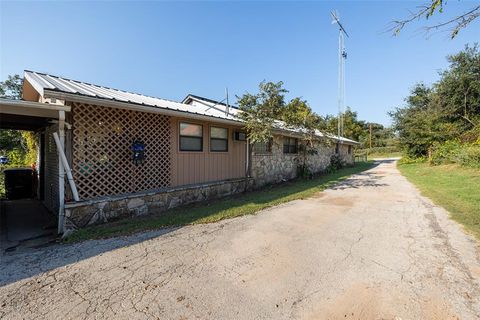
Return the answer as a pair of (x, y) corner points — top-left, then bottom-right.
(184, 95), (358, 144)
(182, 94), (240, 110)
(24, 70), (240, 122)
(24, 70), (358, 144)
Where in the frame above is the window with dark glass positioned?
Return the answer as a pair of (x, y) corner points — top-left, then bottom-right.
(179, 122), (203, 151)
(348, 145), (352, 154)
(283, 137), (298, 154)
(210, 127), (228, 152)
(253, 138), (272, 154)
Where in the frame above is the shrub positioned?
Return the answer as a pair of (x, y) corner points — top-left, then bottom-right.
(326, 153), (345, 173)
(296, 164), (312, 179)
(457, 145), (480, 168)
(398, 155), (426, 165)
(6, 148), (26, 167)
(429, 141), (480, 168)
(430, 140), (462, 165)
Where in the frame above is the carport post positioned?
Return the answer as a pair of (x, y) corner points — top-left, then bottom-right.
(57, 110), (66, 234)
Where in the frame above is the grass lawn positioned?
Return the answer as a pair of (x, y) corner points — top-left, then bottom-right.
(398, 162), (480, 239)
(64, 161), (374, 243)
(367, 152), (403, 160)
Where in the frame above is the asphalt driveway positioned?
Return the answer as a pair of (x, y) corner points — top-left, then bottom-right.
(1, 159), (479, 319)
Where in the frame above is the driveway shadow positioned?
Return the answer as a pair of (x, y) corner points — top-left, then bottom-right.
(330, 158), (397, 190)
(0, 162), (376, 287)
(330, 171), (389, 190)
(0, 227), (180, 287)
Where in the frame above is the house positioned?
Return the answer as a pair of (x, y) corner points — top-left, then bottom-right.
(0, 70), (358, 234)
(182, 94), (357, 185)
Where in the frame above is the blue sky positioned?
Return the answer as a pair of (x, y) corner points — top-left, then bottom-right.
(1, 1), (478, 125)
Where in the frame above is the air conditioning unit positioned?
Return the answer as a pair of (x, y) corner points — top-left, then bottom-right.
(234, 131), (247, 141)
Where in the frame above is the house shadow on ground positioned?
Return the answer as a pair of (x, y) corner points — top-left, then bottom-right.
(0, 227), (181, 287)
(0, 160), (389, 287)
(329, 172), (388, 190)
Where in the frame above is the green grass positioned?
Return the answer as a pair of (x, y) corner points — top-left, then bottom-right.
(367, 152), (403, 160)
(64, 161), (374, 243)
(398, 162), (480, 239)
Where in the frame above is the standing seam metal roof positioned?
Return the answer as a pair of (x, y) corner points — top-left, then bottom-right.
(24, 70), (358, 144)
(24, 70), (239, 122)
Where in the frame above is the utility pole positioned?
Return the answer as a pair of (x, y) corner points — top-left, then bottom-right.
(369, 123), (372, 149)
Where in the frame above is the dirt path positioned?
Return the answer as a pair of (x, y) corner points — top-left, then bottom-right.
(1, 159), (480, 319)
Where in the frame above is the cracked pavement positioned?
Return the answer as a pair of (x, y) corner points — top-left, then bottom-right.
(1, 159), (480, 319)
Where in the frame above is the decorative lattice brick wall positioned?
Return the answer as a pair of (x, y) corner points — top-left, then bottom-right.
(71, 103), (171, 199)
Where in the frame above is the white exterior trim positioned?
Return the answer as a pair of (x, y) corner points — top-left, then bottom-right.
(0, 98), (70, 118)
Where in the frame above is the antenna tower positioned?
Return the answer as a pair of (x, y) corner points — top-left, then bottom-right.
(331, 10), (349, 138)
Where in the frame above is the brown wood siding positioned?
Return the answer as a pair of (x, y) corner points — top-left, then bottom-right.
(170, 117), (246, 186)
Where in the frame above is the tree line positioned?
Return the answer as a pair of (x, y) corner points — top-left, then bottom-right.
(389, 44), (480, 167)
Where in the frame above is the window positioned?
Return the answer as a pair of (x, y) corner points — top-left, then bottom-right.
(234, 131), (247, 141)
(210, 126), (228, 152)
(283, 137), (298, 154)
(179, 122), (203, 151)
(335, 143), (339, 154)
(348, 145), (352, 154)
(253, 139), (272, 154)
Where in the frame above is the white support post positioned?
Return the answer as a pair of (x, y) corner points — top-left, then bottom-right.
(53, 132), (79, 201)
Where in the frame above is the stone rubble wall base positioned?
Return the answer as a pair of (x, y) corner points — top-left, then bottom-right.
(64, 178), (254, 232)
(251, 136), (355, 188)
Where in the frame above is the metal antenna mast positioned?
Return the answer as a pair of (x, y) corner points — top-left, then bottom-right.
(331, 10), (349, 138)
(225, 87), (229, 116)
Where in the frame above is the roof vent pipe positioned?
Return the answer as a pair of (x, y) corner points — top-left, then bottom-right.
(225, 87), (229, 116)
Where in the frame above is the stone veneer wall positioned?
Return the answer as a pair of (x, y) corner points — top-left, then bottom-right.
(251, 135), (355, 187)
(250, 136), (298, 187)
(338, 143), (355, 165)
(64, 178), (253, 231)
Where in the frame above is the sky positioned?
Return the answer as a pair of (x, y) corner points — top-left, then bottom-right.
(1, 1), (479, 126)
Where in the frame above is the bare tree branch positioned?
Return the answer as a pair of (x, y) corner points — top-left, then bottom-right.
(388, 1), (480, 38)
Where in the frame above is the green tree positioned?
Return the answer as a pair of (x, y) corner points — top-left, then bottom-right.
(322, 108), (365, 142)
(0, 74), (23, 99)
(389, 83), (440, 157)
(358, 123), (397, 149)
(237, 81), (288, 145)
(0, 74), (37, 166)
(237, 81), (288, 176)
(281, 97), (327, 177)
(435, 44), (480, 141)
(237, 81), (327, 176)
(389, 44), (480, 157)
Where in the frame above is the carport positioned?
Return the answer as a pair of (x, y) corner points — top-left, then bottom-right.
(0, 98), (72, 249)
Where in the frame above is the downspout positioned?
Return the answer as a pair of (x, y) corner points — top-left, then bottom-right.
(246, 138), (250, 177)
(57, 110), (65, 234)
